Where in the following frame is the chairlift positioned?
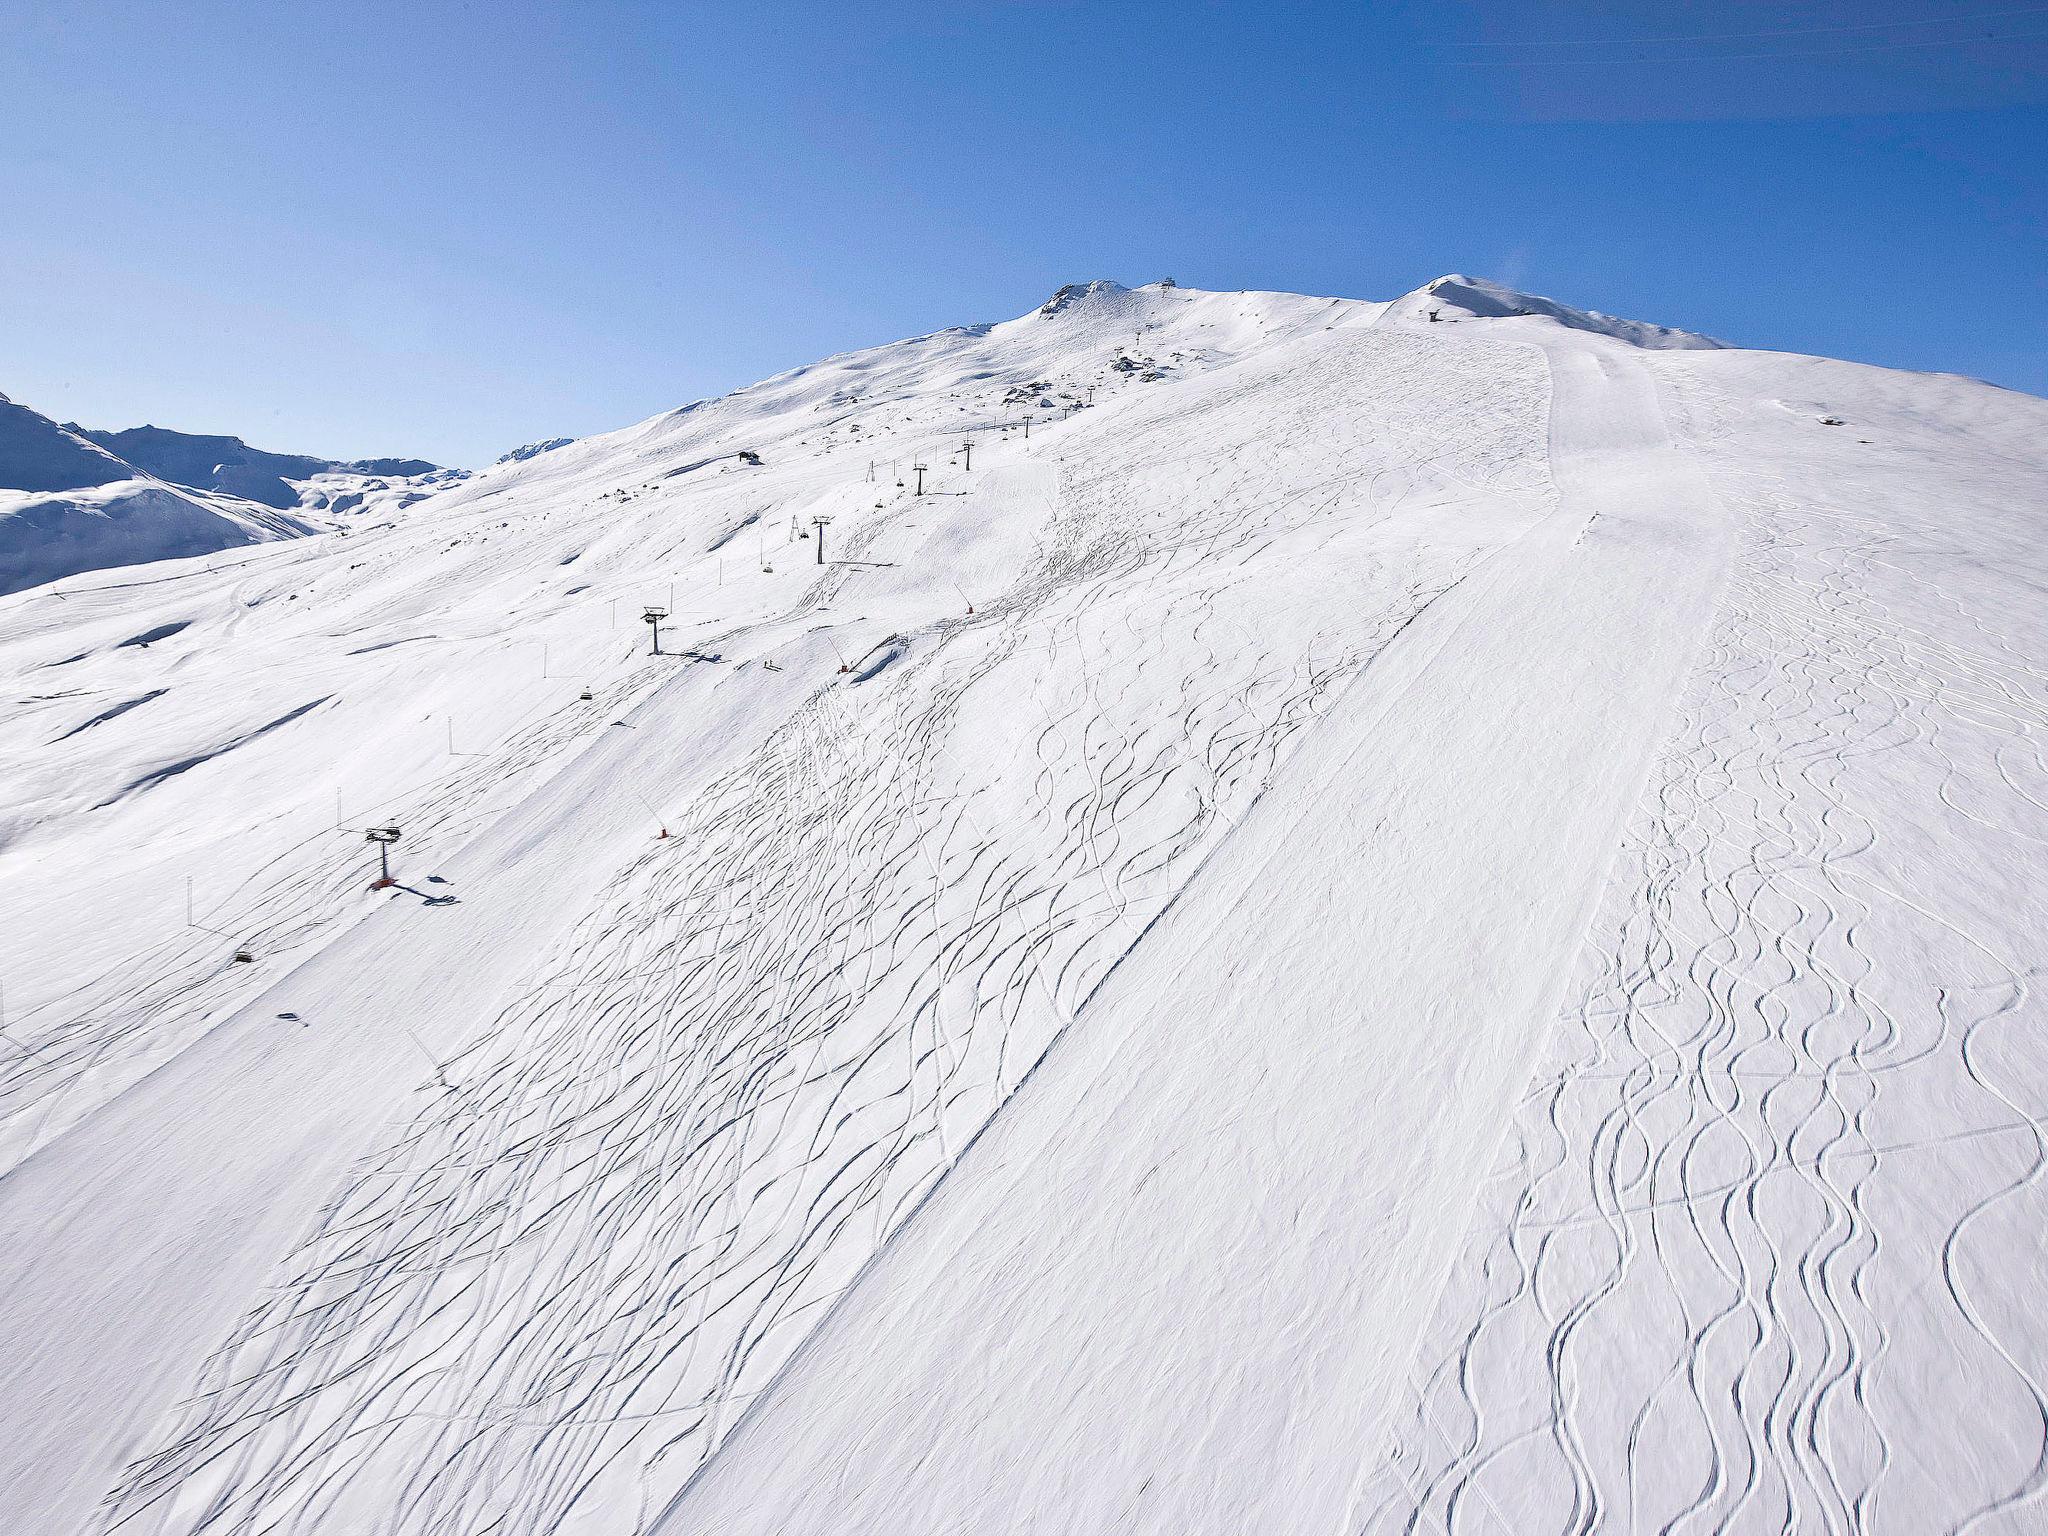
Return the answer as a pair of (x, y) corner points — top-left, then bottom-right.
(365, 825), (402, 889)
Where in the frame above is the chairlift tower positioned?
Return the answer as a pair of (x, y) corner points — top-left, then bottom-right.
(642, 607), (668, 655)
(812, 515), (833, 563)
(912, 463), (928, 495)
(960, 438), (972, 471)
(365, 826), (401, 889)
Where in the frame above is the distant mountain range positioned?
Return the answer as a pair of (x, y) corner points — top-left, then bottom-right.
(0, 393), (463, 594)
(71, 424), (440, 510)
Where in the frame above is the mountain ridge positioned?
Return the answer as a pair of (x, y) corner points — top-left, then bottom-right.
(0, 397), (460, 595)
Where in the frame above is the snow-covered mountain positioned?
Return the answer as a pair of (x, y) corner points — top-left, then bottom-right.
(0, 401), (462, 594)
(74, 424), (443, 509)
(1, 276), (2042, 1536)
(0, 392), (320, 595)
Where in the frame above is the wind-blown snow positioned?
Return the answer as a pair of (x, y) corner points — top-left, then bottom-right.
(0, 277), (2041, 1536)
(1404, 273), (1731, 350)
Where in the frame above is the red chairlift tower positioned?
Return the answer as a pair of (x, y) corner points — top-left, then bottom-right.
(366, 825), (401, 889)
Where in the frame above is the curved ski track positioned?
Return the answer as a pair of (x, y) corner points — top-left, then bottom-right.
(94, 331), (1557, 1535)
(1357, 366), (2048, 1535)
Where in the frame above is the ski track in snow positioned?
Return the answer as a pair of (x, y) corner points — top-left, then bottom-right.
(1357, 359), (2048, 1535)
(91, 326), (1555, 1535)
(0, 660), (674, 1176)
(8, 280), (2041, 1536)
(647, 327), (1732, 1536)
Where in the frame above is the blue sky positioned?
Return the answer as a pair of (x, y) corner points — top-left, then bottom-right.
(2, 1), (2043, 466)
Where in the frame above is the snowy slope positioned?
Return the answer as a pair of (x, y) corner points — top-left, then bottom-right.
(1354, 351), (2048, 1536)
(0, 474), (322, 598)
(0, 277), (2042, 1536)
(288, 462), (469, 519)
(0, 391), (138, 492)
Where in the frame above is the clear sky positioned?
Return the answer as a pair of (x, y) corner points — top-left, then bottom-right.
(2, 1), (2042, 466)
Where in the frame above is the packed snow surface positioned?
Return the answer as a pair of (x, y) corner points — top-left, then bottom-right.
(0, 276), (2042, 1536)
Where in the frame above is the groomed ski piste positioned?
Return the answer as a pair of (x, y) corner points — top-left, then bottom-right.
(0, 275), (2042, 1535)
